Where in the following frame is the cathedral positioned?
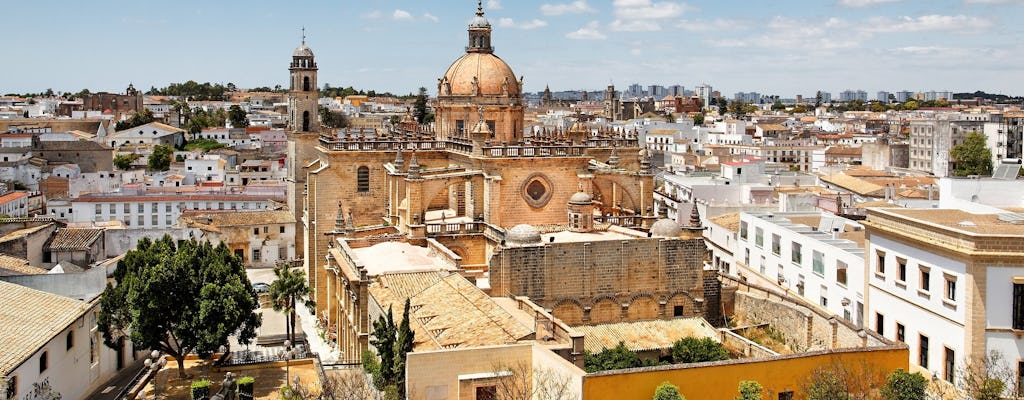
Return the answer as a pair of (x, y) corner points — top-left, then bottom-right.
(290, 2), (716, 363)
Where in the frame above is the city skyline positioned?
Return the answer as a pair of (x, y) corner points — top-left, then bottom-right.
(3, 0), (1023, 97)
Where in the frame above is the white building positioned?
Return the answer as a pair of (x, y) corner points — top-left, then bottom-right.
(108, 122), (185, 148)
(863, 208), (1024, 394)
(737, 211), (867, 325)
(69, 191), (283, 229)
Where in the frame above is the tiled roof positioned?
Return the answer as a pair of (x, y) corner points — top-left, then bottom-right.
(179, 210), (296, 229)
(47, 228), (103, 251)
(0, 254), (47, 276)
(0, 192), (27, 204)
(708, 212), (741, 232)
(575, 318), (719, 353)
(0, 280), (90, 375)
(0, 224), (53, 243)
(819, 173), (884, 196)
(370, 272), (532, 351)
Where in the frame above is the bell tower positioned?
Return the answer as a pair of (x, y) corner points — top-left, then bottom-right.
(288, 28), (319, 133)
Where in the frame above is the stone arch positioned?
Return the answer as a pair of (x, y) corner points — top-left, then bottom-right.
(589, 296), (622, 324)
(665, 291), (698, 318)
(626, 293), (659, 321)
(550, 299), (585, 326)
(419, 175), (484, 219)
(591, 177), (640, 215)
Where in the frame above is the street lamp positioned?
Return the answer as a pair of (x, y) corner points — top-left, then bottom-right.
(143, 350), (168, 398)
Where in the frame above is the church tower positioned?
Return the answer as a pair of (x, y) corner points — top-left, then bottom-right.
(288, 30), (319, 133)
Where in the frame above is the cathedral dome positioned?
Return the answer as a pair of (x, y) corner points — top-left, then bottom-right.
(506, 224), (542, 245)
(569, 191), (593, 205)
(650, 219), (682, 238)
(469, 14), (491, 28)
(441, 53), (519, 97)
(293, 44), (314, 57)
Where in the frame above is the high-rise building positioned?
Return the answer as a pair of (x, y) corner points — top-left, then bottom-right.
(876, 91), (891, 103)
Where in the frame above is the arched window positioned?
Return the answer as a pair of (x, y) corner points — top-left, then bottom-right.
(302, 111), (310, 132)
(357, 166), (370, 192)
(303, 76), (310, 92)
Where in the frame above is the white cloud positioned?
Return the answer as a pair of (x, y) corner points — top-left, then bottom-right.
(541, 1), (596, 16)
(361, 10), (383, 19)
(613, 0), (693, 19)
(497, 18), (549, 29)
(487, 0), (503, 10)
(676, 18), (742, 32)
(566, 21), (607, 39)
(423, 12), (439, 22)
(392, 9), (414, 21)
(837, 0), (902, 7)
(610, 19), (662, 32)
(863, 15), (992, 33)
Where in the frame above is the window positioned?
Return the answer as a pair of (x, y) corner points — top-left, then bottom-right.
(90, 331), (98, 365)
(151, 214), (158, 226)
(95, 204), (102, 215)
(1015, 283), (1024, 330)
(812, 251), (824, 275)
(151, 203), (158, 212)
(476, 386), (496, 400)
(944, 347), (955, 383)
(137, 216), (144, 226)
(123, 203), (130, 213)
(109, 204), (116, 214)
(357, 166), (370, 193)
(876, 313), (885, 336)
(896, 323), (905, 343)
(673, 305), (684, 317)
(778, 391), (794, 400)
(252, 249), (260, 262)
(876, 250), (886, 275)
(6, 375), (15, 399)
(945, 276), (957, 301)
(66, 330), (74, 350)
(39, 351), (48, 373)
(755, 227), (764, 248)
(253, 228), (259, 235)
(792, 242), (802, 265)
(897, 258), (907, 282)
(138, 203), (144, 213)
(263, 226), (268, 234)
(1018, 362), (1024, 397)
(820, 286), (828, 307)
(744, 248), (750, 266)
(920, 267), (931, 292)
(165, 203), (171, 212)
(740, 221), (748, 240)
(280, 226), (286, 234)
(919, 335), (929, 368)
(837, 260), (848, 286)
(771, 234), (781, 255)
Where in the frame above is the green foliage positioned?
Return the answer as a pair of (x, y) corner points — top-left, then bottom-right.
(653, 381), (686, 400)
(97, 236), (261, 377)
(113, 154), (138, 170)
(771, 100), (786, 111)
(584, 342), (663, 372)
(368, 303), (414, 394)
(361, 350), (380, 375)
(972, 378), (1006, 400)
(692, 113), (705, 126)
(880, 369), (926, 400)
(319, 106), (349, 129)
(228, 105), (249, 128)
(191, 379), (212, 400)
(11, 181), (27, 191)
(670, 337), (729, 364)
(114, 108), (155, 131)
(413, 87), (430, 124)
(950, 131), (993, 177)
(802, 367), (851, 400)
(394, 299), (415, 399)
(736, 380), (764, 400)
(237, 376), (255, 385)
(237, 376), (254, 400)
(383, 385), (400, 400)
(148, 145), (173, 171)
(184, 138), (227, 152)
(270, 265), (315, 345)
(182, 107), (229, 134)
(321, 83), (400, 99)
(147, 81), (227, 101)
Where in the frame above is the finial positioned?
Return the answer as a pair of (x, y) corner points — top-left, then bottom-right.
(477, 0), (484, 16)
(301, 27), (306, 45)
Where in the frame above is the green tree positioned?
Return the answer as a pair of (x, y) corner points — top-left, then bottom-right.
(717, 98), (728, 116)
(97, 236), (261, 377)
(802, 367), (850, 400)
(653, 381), (686, 400)
(227, 105), (249, 128)
(903, 100), (919, 110)
(880, 369), (926, 400)
(736, 380), (763, 400)
(114, 108), (155, 131)
(148, 144), (173, 171)
(670, 337), (729, 364)
(370, 308), (397, 390)
(319, 106), (349, 129)
(113, 154), (137, 170)
(584, 342), (657, 372)
(771, 100), (786, 111)
(183, 138), (227, 152)
(692, 113), (705, 126)
(950, 131), (993, 177)
(394, 299), (415, 399)
(269, 265), (314, 345)
(413, 87), (429, 124)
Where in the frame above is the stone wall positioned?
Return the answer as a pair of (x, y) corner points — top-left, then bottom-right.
(489, 236), (709, 325)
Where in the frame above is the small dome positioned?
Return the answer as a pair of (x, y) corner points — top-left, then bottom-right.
(469, 15), (491, 28)
(293, 44), (314, 57)
(650, 219), (682, 238)
(506, 224), (542, 245)
(441, 53), (519, 97)
(569, 192), (593, 205)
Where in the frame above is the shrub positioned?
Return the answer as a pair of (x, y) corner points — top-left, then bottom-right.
(190, 379), (211, 400)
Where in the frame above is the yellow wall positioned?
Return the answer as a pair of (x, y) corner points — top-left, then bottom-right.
(583, 347), (908, 400)
(406, 344), (533, 400)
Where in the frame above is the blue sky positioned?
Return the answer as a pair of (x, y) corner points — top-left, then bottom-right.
(4, 0), (1023, 97)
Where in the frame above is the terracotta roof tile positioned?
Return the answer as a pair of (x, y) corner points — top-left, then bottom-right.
(0, 254), (46, 276)
(575, 318), (719, 353)
(47, 228), (103, 251)
(0, 281), (90, 375)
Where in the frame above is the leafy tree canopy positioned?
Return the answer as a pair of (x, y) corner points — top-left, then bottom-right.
(227, 105), (249, 128)
(97, 236), (261, 377)
(950, 131), (993, 177)
(671, 337), (729, 364)
(114, 108), (155, 132)
(148, 144), (173, 171)
(183, 138), (227, 152)
(880, 369), (926, 400)
(653, 382), (686, 400)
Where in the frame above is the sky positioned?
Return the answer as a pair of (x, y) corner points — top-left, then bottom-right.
(3, 0), (1023, 98)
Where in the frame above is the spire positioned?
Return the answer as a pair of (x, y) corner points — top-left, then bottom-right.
(688, 203), (702, 228)
(408, 151), (421, 179)
(394, 150), (404, 170)
(477, 0), (484, 17)
(467, 0), (493, 53)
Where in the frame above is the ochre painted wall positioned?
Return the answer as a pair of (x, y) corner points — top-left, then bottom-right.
(582, 347), (908, 400)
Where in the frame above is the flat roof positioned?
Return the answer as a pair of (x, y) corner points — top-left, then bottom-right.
(541, 230), (635, 243)
(351, 242), (455, 276)
(876, 208), (1024, 236)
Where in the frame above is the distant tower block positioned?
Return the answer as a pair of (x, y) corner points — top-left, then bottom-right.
(288, 29), (319, 133)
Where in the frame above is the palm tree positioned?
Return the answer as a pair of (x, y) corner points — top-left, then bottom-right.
(269, 264), (315, 345)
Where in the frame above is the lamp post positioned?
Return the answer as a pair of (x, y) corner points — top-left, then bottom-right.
(143, 350), (168, 399)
